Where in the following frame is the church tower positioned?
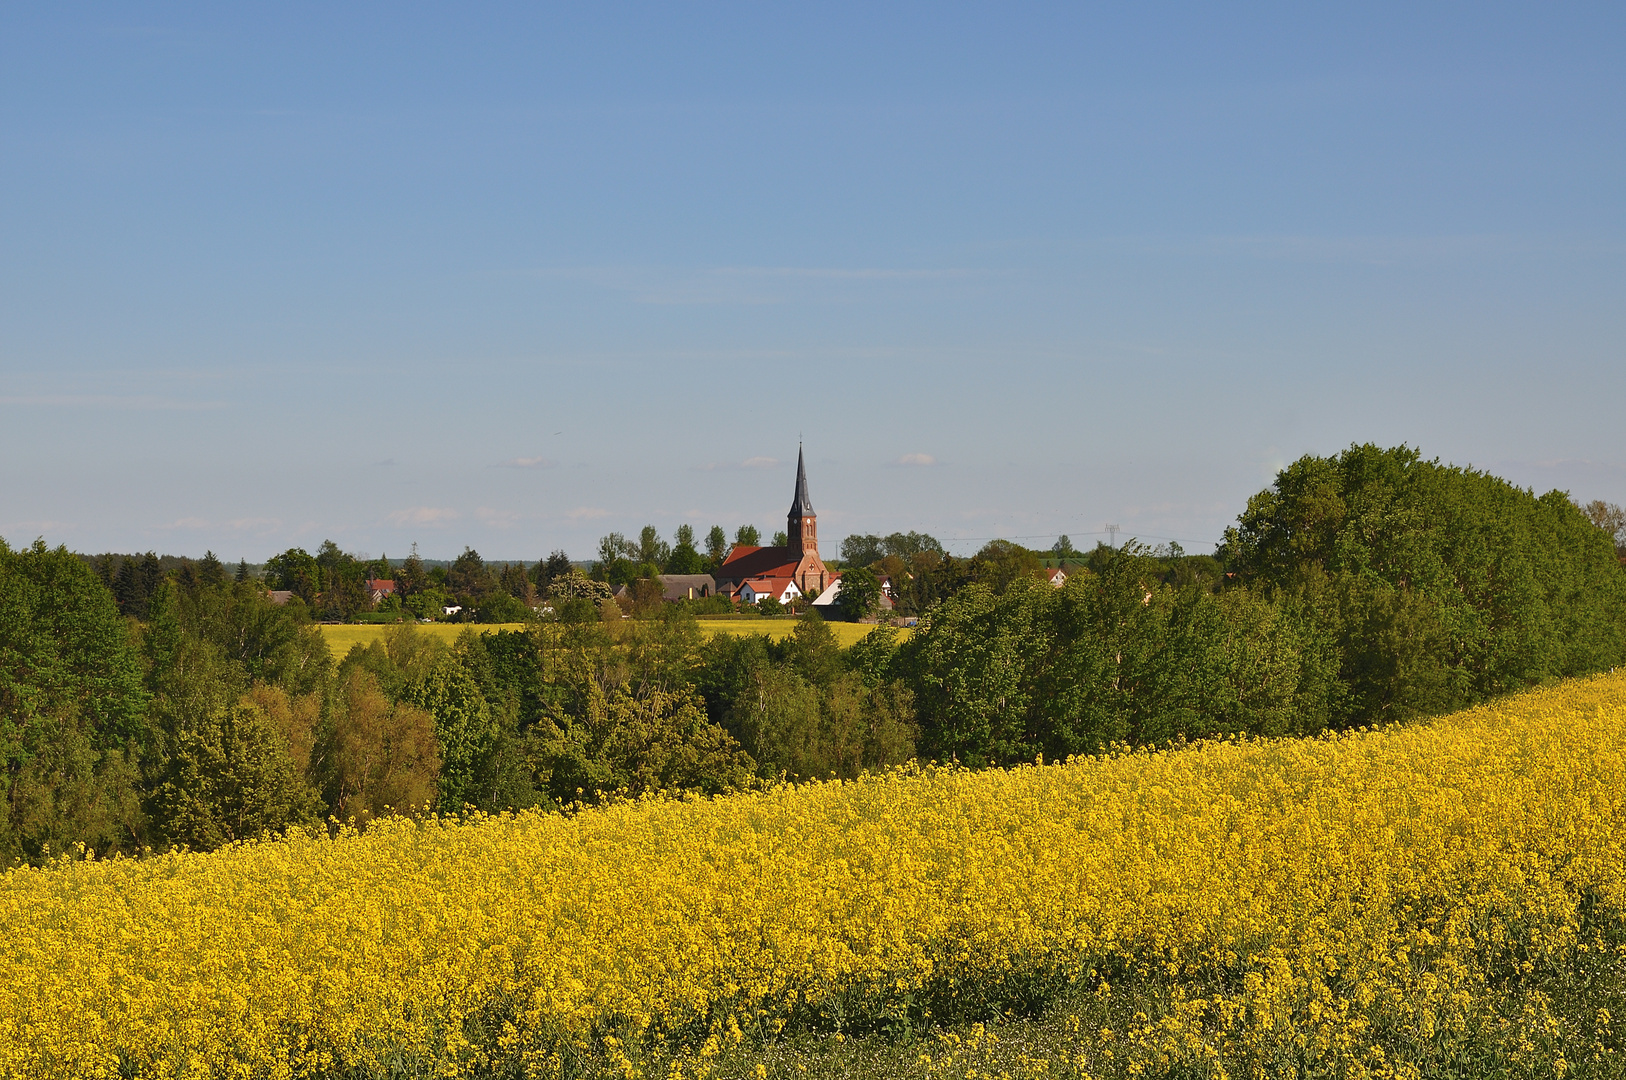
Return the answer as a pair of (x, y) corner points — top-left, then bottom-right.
(787, 445), (817, 559)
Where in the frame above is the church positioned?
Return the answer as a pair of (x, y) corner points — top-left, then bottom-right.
(715, 447), (835, 604)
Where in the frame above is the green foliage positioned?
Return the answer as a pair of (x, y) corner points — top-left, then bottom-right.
(721, 664), (914, 781)
(548, 569), (611, 603)
(637, 525), (671, 567)
(842, 531), (946, 568)
(665, 527), (705, 575)
(403, 585), (453, 621)
(0, 708), (143, 865)
(475, 590), (532, 624)
(845, 625), (902, 686)
(704, 525), (730, 567)
(0, 540), (150, 864)
(443, 547), (502, 618)
(533, 550), (574, 590)
(694, 614), (916, 782)
(265, 547), (321, 605)
(171, 578), (331, 694)
(1223, 443), (1626, 721)
(264, 542), (377, 620)
(898, 445), (1626, 769)
(314, 669), (440, 823)
(1585, 499), (1626, 560)
(498, 562), (535, 607)
(0, 539), (149, 750)
(146, 694), (322, 850)
(336, 622), (450, 701)
(735, 524), (761, 548)
(543, 685), (754, 801)
(593, 533), (640, 587)
(898, 548), (1331, 766)
(405, 655), (498, 812)
(835, 568), (882, 621)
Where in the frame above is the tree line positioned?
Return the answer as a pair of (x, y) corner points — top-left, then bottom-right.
(3, 443), (1624, 865)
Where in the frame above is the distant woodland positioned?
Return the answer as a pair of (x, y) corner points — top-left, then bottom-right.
(3, 443), (1625, 865)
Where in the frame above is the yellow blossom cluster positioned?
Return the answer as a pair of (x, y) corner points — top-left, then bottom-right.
(3, 674), (1625, 1078)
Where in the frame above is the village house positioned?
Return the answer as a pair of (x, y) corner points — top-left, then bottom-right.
(739, 576), (801, 606)
(656, 573), (716, 601)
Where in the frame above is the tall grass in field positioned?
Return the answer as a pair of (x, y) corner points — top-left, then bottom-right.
(4, 675), (1624, 1078)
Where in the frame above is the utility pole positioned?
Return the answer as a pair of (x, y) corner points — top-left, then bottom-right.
(1106, 523), (1120, 549)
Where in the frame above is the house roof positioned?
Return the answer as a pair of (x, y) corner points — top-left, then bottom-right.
(716, 544), (800, 582)
(366, 578), (396, 592)
(788, 444), (814, 519)
(743, 576), (800, 598)
(656, 573), (717, 601)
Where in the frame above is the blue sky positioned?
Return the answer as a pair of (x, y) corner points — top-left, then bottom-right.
(3, 3), (1623, 562)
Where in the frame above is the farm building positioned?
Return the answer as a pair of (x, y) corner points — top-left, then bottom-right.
(656, 574), (716, 601)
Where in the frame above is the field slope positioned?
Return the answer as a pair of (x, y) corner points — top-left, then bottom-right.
(4, 675), (1625, 1078)
(316, 617), (890, 653)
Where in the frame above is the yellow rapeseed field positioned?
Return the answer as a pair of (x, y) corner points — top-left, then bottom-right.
(4, 674), (1625, 1079)
(317, 618), (894, 653)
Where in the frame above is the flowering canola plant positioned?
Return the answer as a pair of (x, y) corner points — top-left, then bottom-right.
(3, 674), (1625, 1078)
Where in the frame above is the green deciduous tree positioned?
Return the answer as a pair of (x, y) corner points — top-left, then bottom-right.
(898, 547), (1333, 766)
(1223, 443), (1626, 720)
(315, 669), (440, 824)
(840, 534), (884, 567)
(666, 525), (705, 574)
(147, 696), (321, 850)
(405, 655), (497, 812)
(834, 568), (882, 622)
(542, 685), (754, 802)
(0, 540), (150, 860)
(704, 526), (729, 567)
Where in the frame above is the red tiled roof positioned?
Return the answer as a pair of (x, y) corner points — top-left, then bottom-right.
(717, 545), (800, 581)
(366, 579), (396, 593)
(744, 576), (798, 598)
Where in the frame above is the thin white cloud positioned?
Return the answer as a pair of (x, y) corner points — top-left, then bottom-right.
(696, 456), (782, 472)
(495, 456), (556, 469)
(387, 507), (460, 526)
(475, 507), (522, 528)
(223, 517), (282, 533)
(0, 394), (227, 411)
(567, 507), (611, 521)
(714, 266), (975, 280)
(897, 453), (937, 466)
(530, 265), (984, 306)
(1, 519), (73, 534)
(159, 517), (212, 530)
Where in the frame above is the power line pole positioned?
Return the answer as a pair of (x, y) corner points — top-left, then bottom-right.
(1106, 523), (1120, 549)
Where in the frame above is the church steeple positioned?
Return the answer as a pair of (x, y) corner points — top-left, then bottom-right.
(787, 444), (817, 559)
(789, 444), (814, 518)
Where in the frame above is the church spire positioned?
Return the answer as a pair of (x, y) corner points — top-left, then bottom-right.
(789, 444), (814, 518)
